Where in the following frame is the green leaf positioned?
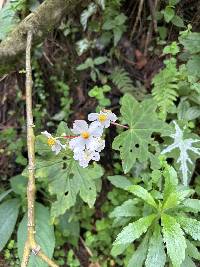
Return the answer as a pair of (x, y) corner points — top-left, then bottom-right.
(176, 216), (200, 241)
(187, 55), (200, 78)
(186, 239), (200, 260)
(114, 214), (156, 245)
(179, 32), (200, 54)
(181, 255), (196, 267)
(110, 199), (140, 219)
(171, 15), (184, 27)
(163, 165), (178, 201)
(161, 121), (200, 185)
(128, 185), (157, 208)
(127, 234), (149, 267)
(94, 56), (107, 65)
(163, 6), (175, 23)
(10, 175), (27, 196)
(18, 203), (55, 267)
(113, 94), (170, 173)
(145, 225), (166, 267)
(111, 243), (129, 257)
(161, 214), (186, 267)
(0, 189), (12, 203)
(107, 175), (132, 190)
(48, 159), (103, 220)
(183, 199), (200, 213)
(0, 199), (20, 251)
(163, 42), (180, 55)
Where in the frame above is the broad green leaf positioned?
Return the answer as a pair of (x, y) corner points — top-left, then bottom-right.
(10, 175), (27, 196)
(110, 199), (140, 218)
(0, 199), (20, 251)
(161, 214), (186, 267)
(128, 185), (157, 208)
(171, 15), (184, 28)
(163, 189), (193, 210)
(0, 189), (12, 203)
(163, 6), (175, 23)
(186, 239), (200, 260)
(187, 55), (200, 78)
(179, 32), (200, 54)
(94, 56), (107, 65)
(18, 203), (55, 267)
(176, 216), (200, 241)
(107, 175), (132, 190)
(161, 121), (200, 185)
(113, 94), (170, 173)
(183, 199), (200, 213)
(145, 225), (166, 267)
(181, 255), (196, 267)
(48, 160), (103, 220)
(114, 214), (156, 245)
(127, 234), (149, 267)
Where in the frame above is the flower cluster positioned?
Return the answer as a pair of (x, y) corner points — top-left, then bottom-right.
(41, 110), (117, 167)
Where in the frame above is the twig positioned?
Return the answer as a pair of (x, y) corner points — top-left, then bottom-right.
(130, 0), (144, 41)
(21, 30), (58, 267)
(148, 0), (158, 33)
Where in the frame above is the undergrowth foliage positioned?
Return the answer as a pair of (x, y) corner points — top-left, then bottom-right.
(1, 1), (200, 267)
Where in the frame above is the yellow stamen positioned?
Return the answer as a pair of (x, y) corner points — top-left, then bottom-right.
(81, 131), (90, 139)
(47, 138), (56, 146)
(98, 114), (107, 122)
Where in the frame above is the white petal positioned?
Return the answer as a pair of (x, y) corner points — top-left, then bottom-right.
(56, 140), (66, 150)
(71, 120), (88, 134)
(41, 131), (52, 138)
(91, 151), (100, 161)
(89, 122), (103, 137)
(79, 159), (89, 168)
(103, 119), (111, 128)
(69, 137), (86, 151)
(52, 144), (61, 155)
(108, 112), (117, 122)
(88, 113), (99, 121)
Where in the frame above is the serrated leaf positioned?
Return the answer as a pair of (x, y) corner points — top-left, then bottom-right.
(163, 165), (178, 201)
(18, 203), (55, 267)
(176, 216), (200, 241)
(161, 121), (200, 185)
(128, 185), (157, 208)
(114, 214), (156, 245)
(0, 199), (20, 251)
(179, 32), (200, 54)
(48, 159), (103, 220)
(110, 199), (140, 218)
(107, 175), (132, 189)
(145, 225), (166, 267)
(113, 94), (170, 173)
(181, 255), (196, 267)
(186, 239), (200, 260)
(161, 214), (186, 267)
(111, 243), (129, 257)
(80, 3), (97, 31)
(127, 234), (149, 267)
(183, 199), (200, 213)
(164, 6), (175, 23)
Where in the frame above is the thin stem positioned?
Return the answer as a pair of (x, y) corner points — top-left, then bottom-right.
(111, 122), (129, 129)
(21, 30), (58, 267)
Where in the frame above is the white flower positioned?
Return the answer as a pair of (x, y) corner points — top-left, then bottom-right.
(88, 110), (117, 128)
(74, 149), (100, 168)
(69, 120), (103, 152)
(41, 131), (66, 155)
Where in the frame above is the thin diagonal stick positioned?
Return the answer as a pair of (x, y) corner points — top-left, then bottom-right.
(21, 30), (58, 267)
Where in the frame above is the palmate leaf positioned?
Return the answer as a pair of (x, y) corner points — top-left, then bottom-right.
(113, 94), (170, 173)
(114, 214), (156, 245)
(145, 225), (166, 267)
(161, 121), (200, 185)
(161, 214), (186, 267)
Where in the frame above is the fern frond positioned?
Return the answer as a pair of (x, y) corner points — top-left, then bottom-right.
(110, 67), (135, 93)
(152, 58), (179, 119)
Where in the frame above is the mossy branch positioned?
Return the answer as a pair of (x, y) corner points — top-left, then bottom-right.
(0, 0), (86, 76)
(21, 30), (58, 267)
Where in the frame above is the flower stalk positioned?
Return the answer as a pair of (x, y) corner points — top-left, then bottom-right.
(21, 30), (58, 267)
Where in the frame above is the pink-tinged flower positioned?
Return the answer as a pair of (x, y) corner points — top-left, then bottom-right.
(73, 149), (100, 168)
